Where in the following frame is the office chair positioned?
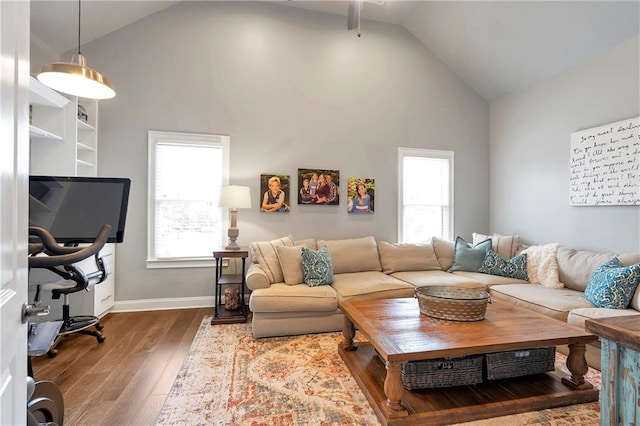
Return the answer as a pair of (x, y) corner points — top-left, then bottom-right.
(28, 224), (111, 357)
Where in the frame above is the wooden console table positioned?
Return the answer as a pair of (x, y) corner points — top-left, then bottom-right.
(585, 315), (640, 426)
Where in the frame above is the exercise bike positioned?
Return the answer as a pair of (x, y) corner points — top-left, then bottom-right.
(26, 224), (111, 425)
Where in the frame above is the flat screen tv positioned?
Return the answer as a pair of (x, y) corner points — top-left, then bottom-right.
(29, 176), (131, 244)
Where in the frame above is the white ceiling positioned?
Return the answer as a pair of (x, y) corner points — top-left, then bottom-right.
(30, 1), (640, 102)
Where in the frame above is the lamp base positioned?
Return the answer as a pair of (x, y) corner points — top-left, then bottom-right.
(226, 227), (240, 250)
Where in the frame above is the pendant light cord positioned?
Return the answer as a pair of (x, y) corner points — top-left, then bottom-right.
(77, 0), (81, 55)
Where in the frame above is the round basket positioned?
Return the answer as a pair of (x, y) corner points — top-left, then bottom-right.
(415, 286), (490, 321)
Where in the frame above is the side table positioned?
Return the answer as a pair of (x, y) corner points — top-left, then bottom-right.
(211, 248), (248, 325)
(585, 315), (640, 425)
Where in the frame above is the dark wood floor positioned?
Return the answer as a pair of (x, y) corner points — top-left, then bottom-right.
(31, 308), (209, 426)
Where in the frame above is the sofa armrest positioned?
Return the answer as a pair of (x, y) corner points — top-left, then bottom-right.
(247, 263), (271, 290)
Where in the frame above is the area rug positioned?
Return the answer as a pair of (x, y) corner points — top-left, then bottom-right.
(156, 317), (601, 426)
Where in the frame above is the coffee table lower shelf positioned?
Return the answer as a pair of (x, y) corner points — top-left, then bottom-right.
(339, 342), (599, 426)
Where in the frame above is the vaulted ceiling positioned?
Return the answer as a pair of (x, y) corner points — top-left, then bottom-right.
(30, 1), (640, 102)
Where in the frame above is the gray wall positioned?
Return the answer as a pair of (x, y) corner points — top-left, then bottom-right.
(65, 2), (489, 304)
(490, 35), (640, 253)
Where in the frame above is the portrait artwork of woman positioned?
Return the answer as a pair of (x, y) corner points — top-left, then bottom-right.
(347, 177), (374, 214)
(349, 183), (373, 213)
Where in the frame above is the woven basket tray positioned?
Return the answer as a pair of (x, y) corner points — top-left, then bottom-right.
(415, 286), (490, 321)
(401, 355), (484, 390)
(485, 347), (556, 380)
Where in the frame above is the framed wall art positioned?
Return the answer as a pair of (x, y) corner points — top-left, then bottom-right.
(347, 177), (375, 214)
(297, 168), (340, 205)
(570, 116), (639, 206)
(260, 174), (290, 212)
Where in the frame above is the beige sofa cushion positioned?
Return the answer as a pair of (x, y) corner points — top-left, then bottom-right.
(377, 241), (441, 274)
(392, 270), (485, 288)
(249, 235), (295, 283)
(275, 241), (317, 285)
(567, 307), (640, 330)
(331, 271), (414, 302)
(294, 238), (317, 250)
(473, 232), (520, 259)
(246, 263), (271, 291)
(557, 247), (640, 292)
(317, 236), (381, 274)
(489, 284), (594, 321)
(431, 237), (455, 270)
(451, 271), (528, 286)
(249, 283), (338, 313)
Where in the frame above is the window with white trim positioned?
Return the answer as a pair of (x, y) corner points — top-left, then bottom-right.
(398, 148), (454, 243)
(147, 131), (229, 268)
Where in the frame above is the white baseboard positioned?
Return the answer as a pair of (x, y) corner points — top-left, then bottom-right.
(111, 296), (215, 313)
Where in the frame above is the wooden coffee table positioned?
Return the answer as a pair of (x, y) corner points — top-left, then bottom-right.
(338, 298), (599, 426)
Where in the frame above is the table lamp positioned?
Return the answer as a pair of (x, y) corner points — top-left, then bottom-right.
(219, 185), (251, 250)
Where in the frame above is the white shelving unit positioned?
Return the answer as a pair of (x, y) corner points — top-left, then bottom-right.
(28, 76), (114, 318)
(29, 76), (99, 177)
(75, 99), (98, 176)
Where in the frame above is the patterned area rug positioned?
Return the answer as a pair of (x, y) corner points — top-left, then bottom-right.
(156, 318), (601, 426)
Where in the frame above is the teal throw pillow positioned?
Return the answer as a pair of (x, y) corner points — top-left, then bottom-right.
(584, 257), (640, 309)
(449, 236), (492, 272)
(301, 246), (334, 286)
(480, 249), (528, 280)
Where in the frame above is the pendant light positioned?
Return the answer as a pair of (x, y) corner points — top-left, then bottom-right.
(37, 0), (115, 99)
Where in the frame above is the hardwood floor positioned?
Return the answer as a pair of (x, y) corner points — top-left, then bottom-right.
(31, 308), (210, 426)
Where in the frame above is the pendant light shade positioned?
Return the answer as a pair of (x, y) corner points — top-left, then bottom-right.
(37, 0), (115, 100)
(38, 54), (115, 99)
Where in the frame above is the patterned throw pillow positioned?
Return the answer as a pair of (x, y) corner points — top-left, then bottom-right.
(301, 246), (334, 286)
(584, 258), (640, 309)
(480, 249), (528, 280)
(449, 237), (492, 272)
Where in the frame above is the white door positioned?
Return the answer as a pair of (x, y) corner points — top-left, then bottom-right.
(0, 1), (30, 424)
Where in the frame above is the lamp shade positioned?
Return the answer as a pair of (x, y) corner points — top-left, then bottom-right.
(219, 185), (251, 209)
(38, 54), (115, 100)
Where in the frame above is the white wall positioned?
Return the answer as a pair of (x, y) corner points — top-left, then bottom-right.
(490, 35), (640, 253)
(56, 2), (489, 305)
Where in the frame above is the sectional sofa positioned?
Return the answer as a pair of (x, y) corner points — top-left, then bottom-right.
(246, 235), (640, 369)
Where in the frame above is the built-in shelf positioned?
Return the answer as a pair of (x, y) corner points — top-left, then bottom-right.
(29, 125), (64, 141)
(29, 76), (99, 177)
(77, 119), (95, 132)
(29, 77), (69, 108)
(76, 142), (96, 152)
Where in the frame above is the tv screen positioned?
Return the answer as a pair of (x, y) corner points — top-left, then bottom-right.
(29, 176), (131, 244)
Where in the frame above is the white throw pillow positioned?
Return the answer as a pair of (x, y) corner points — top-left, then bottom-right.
(522, 243), (563, 289)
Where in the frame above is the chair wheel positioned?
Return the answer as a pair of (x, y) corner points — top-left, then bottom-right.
(97, 335), (106, 343)
(46, 349), (58, 358)
(96, 323), (104, 331)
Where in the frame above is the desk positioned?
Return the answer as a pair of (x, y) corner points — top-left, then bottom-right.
(211, 248), (248, 325)
(585, 315), (640, 426)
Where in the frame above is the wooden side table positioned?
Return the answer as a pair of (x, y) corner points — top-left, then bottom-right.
(585, 315), (640, 426)
(211, 248), (248, 325)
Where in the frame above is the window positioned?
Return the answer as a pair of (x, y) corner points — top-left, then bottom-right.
(147, 131), (229, 268)
(398, 148), (454, 243)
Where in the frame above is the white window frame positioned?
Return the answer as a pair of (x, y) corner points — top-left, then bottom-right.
(398, 147), (454, 243)
(147, 130), (230, 269)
